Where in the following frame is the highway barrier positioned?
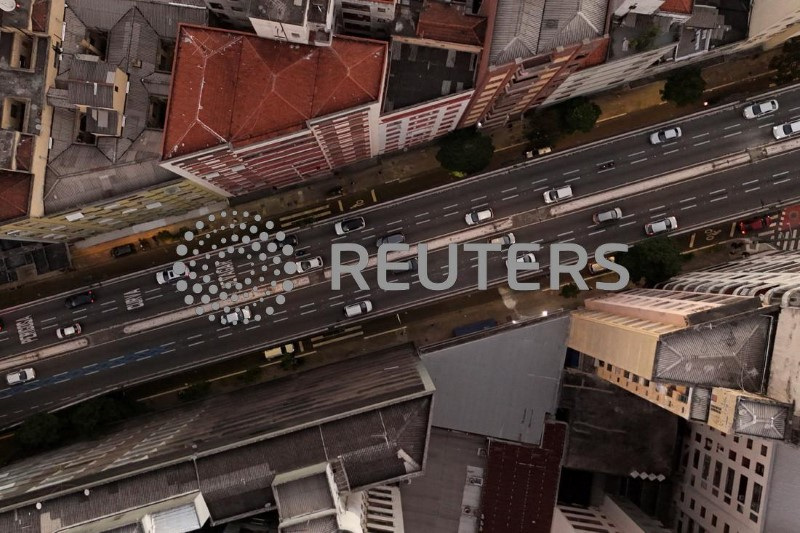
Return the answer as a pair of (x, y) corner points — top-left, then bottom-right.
(0, 339), (89, 373)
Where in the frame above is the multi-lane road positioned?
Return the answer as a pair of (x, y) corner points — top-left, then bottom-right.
(2, 84), (800, 427)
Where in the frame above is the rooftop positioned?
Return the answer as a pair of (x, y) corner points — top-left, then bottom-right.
(0, 345), (434, 529)
(248, 0), (309, 26)
(162, 25), (387, 159)
(659, 0), (693, 15)
(416, 0), (487, 47)
(419, 317), (568, 445)
(489, 0), (608, 66)
(0, 170), (32, 223)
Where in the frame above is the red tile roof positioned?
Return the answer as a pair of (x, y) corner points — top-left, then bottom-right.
(162, 26), (387, 159)
(481, 422), (566, 533)
(0, 171), (32, 223)
(416, 0), (487, 47)
(659, 0), (694, 15)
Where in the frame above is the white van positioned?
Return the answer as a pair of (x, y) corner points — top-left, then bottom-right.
(344, 300), (373, 318)
(543, 185), (573, 204)
(221, 307), (252, 325)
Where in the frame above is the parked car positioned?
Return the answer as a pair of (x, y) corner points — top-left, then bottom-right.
(264, 340), (303, 360)
(543, 185), (573, 204)
(344, 300), (373, 318)
(296, 256), (324, 273)
(110, 243), (136, 258)
(507, 252), (536, 268)
(738, 215), (773, 235)
(221, 307), (252, 326)
(56, 323), (82, 339)
(464, 208), (494, 225)
(588, 255), (616, 275)
(65, 290), (95, 309)
(489, 232), (516, 250)
(6, 368), (35, 386)
(592, 207), (623, 224)
(645, 216), (678, 236)
(334, 217), (366, 235)
(773, 120), (800, 140)
(156, 265), (188, 284)
(743, 99), (779, 119)
(649, 127), (682, 145)
(376, 232), (405, 247)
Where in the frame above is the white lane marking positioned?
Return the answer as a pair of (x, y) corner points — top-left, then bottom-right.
(416, 219), (431, 225)
(745, 187), (761, 193)
(471, 195), (487, 202)
(692, 132), (709, 138)
(144, 288), (160, 294)
(621, 214), (635, 219)
(246, 325), (261, 331)
(188, 340), (205, 347)
(563, 169), (580, 175)
(218, 332), (232, 338)
(557, 231), (574, 237)
(41, 324), (58, 330)
(564, 176), (581, 183)
(531, 178), (547, 185)
(501, 187), (518, 193)
(694, 140), (710, 146)
(628, 150), (645, 157)
(723, 131), (742, 138)
(649, 205), (666, 211)
(758, 122), (775, 129)
(387, 220), (403, 226)
(650, 213), (667, 219)
(145, 294), (163, 301)
(710, 195), (728, 203)
(742, 179), (759, 186)
(773, 171), (789, 177)
(100, 301), (116, 306)
(274, 317), (288, 323)
(299, 302), (315, 309)
(679, 197), (696, 203)
(502, 194), (520, 201)
(40, 317), (57, 323)
(161, 341), (176, 346)
(85, 370), (99, 376)
(663, 149), (679, 155)
(443, 211), (459, 217)
(328, 294), (344, 300)
(662, 141), (677, 147)
(709, 189), (726, 195)
(681, 204), (697, 211)
(561, 237), (576, 243)
(723, 124), (739, 130)
(620, 221), (638, 228)
(630, 158), (647, 164)
(329, 302), (345, 308)
(443, 204), (459, 210)
(588, 229), (606, 236)
(774, 178), (791, 185)
(414, 212), (429, 218)
(187, 333), (202, 340)
(534, 186), (549, 192)
(790, 106), (800, 112)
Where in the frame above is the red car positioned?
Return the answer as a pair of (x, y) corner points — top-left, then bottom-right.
(738, 215), (772, 235)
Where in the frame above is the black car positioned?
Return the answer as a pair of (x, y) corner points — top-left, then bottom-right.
(65, 290), (96, 309)
(110, 243), (136, 258)
(272, 234), (298, 248)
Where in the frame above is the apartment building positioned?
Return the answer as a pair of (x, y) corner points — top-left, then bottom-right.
(554, 494), (671, 533)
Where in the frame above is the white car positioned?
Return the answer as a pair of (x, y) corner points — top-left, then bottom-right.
(296, 256), (323, 273)
(645, 216), (678, 236)
(156, 266), (188, 284)
(743, 99), (778, 119)
(649, 127), (682, 145)
(334, 217), (366, 235)
(6, 368), (35, 386)
(344, 300), (373, 318)
(221, 307), (252, 325)
(773, 120), (800, 140)
(543, 185), (573, 204)
(465, 208), (494, 226)
(593, 207), (622, 224)
(56, 323), (82, 339)
(489, 233), (516, 249)
(507, 252), (536, 268)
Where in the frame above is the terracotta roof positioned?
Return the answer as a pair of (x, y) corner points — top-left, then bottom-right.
(416, 1), (487, 47)
(163, 26), (387, 159)
(659, 0), (694, 15)
(481, 422), (566, 533)
(0, 171), (32, 223)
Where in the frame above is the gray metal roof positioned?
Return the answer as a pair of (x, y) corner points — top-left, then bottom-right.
(764, 441), (800, 532)
(420, 317), (568, 444)
(282, 516), (339, 533)
(249, 0), (309, 26)
(275, 472), (335, 520)
(0, 346), (434, 531)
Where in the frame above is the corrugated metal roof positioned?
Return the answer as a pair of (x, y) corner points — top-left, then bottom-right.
(275, 472), (334, 520)
(764, 441), (800, 532)
(490, 0), (545, 65)
(151, 503), (202, 533)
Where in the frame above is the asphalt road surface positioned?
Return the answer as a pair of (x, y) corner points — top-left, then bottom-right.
(2, 84), (800, 426)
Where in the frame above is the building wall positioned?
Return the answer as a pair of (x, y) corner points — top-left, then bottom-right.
(614, 0), (665, 17)
(311, 105), (376, 169)
(202, 0), (251, 28)
(0, 179), (224, 241)
(459, 61), (516, 127)
(741, 0), (800, 51)
(336, 0), (395, 40)
(379, 91), (473, 153)
(675, 423), (774, 533)
(250, 17), (310, 44)
(553, 504), (625, 533)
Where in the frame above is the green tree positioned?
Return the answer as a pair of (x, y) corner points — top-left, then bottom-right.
(178, 382), (212, 402)
(660, 67), (706, 107)
(66, 395), (139, 439)
(770, 37), (800, 85)
(16, 412), (61, 451)
(525, 108), (563, 150)
(559, 283), (580, 298)
(630, 25), (659, 52)
(435, 127), (495, 175)
(618, 237), (682, 287)
(558, 97), (602, 134)
(280, 351), (305, 371)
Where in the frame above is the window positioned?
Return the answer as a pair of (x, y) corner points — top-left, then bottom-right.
(724, 525), (730, 533)
(291, 32), (301, 38)
(738, 474), (748, 503)
(751, 482), (762, 513)
(342, 1), (370, 11)
(702, 455), (710, 480)
(746, 438), (753, 449)
(712, 461), (722, 487)
(725, 467), (735, 495)
(209, 2), (224, 9)
(377, 6), (386, 12)
(734, 436), (740, 443)
(755, 462), (764, 476)
(760, 444), (768, 456)
(156, 39), (175, 72)
(742, 457), (750, 469)
(704, 438), (712, 450)
(1, 97), (27, 131)
(711, 515), (718, 527)
(147, 96), (168, 129)
(689, 498), (695, 510)
(695, 433), (702, 443)
(729, 450), (736, 461)
(231, 5), (243, 11)
(693, 449), (700, 469)
(700, 506), (706, 518)
(623, 370), (630, 379)
(680, 490), (685, 502)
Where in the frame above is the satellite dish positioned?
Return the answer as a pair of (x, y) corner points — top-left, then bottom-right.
(0, 0), (15, 12)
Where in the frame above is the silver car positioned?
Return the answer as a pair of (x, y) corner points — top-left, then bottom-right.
(649, 127), (682, 145)
(743, 99), (778, 119)
(645, 216), (678, 236)
(6, 368), (35, 386)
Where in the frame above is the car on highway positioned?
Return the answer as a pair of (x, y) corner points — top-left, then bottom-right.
(543, 185), (573, 204)
(56, 323), (82, 339)
(588, 255), (616, 275)
(221, 307), (252, 326)
(645, 216), (678, 236)
(592, 207), (623, 224)
(344, 300), (373, 318)
(65, 290), (95, 309)
(156, 265), (188, 284)
(110, 243), (136, 258)
(376, 232), (405, 247)
(507, 252), (536, 267)
(773, 120), (800, 140)
(395, 258), (418, 273)
(272, 234), (299, 248)
(743, 99), (778, 119)
(334, 217), (366, 235)
(489, 232), (516, 250)
(465, 208), (494, 225)
(738, 215), (773, 235)
(6, 368), (35, 386)
(296, 256), (324, 273)
(649, 127), (682, 145)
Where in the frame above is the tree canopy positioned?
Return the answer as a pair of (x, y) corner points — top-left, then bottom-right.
(435, 127), (495, 174)
(618, 237), (683, 287)
(558, 97), (603, 134)
(16, 412), (61, 451)
(770, 37), (800, 85)
(661, 67), (706, 107)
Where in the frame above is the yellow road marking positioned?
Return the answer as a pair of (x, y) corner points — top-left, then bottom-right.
(279, 205), (330, 222)
(689, 233), (696, 248)
(371, 189), (377, 202)
(363, 326), (406, 340)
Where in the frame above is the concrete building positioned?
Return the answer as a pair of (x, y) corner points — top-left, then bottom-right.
(247, 0), (335, 46)
(337, 0), (396, 40)
(0, 345), (433, 532)
(553, 494), (671, 533)
(0, 0), (226, 245)
(674, 422), (800, 533)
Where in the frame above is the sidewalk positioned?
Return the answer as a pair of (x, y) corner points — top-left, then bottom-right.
(0, 48), (784, 307)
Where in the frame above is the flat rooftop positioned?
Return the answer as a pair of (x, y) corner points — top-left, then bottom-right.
(248, 0), (308, 25)
(163, 25), (387, 159)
